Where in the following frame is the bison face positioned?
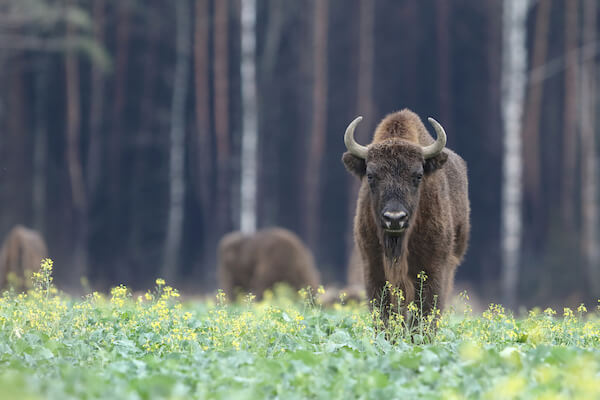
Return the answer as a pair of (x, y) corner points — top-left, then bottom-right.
(365, 143), (426, 236)
(342, 114), (449, 258)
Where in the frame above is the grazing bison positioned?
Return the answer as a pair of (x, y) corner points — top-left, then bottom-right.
(0, 225), (48, 290)
(342, 109), (470, 316)
(217, 228), (320, 300)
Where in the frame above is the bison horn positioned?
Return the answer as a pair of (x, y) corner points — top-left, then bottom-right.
(344, 116), (368, 159)
(422, 117), (447, 159)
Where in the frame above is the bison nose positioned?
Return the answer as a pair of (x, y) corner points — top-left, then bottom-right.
(382, 211), (408, 230)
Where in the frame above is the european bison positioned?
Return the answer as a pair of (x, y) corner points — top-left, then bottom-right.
(217, 228), (320, 300)
(342, 109), (470, 316)
(0, 225), (48, 291)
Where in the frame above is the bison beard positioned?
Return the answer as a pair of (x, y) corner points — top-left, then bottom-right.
(383, 233), (405, 261)
(343, 109), (470, 321)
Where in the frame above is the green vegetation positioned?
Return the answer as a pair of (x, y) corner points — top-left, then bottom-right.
(1, 260), (600, 399)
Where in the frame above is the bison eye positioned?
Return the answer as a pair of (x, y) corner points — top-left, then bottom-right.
(367, 173), (375, 183)
(412, 173), (423, 186)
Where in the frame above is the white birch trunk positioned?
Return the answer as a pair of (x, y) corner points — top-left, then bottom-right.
(501, 0), (528, 308)
(240, 0), (258, 233)
(162, 0), (191, 280)
(580, 0), (600, 294)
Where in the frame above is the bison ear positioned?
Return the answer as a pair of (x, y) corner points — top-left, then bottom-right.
(342, 152), (366, 178)
(423, 151), (448, 174)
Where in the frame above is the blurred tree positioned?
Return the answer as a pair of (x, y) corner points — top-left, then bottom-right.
(561, 0), (578, 232)
(501, 0), (528, 308)
(65, 0), (88, 283)
(214, 0), (232, 238)
(240, 0), (259, 234)
(87, 0), (105, 200)
(192, 0), (215, 274)
(346, 0), (375, 264)
(436, 0), (451, 132)
(162, 0), (192, 281)
(305, 0), (329, 252)
(580, 0), (599, 295)
(32, 58), (48, 233)
(522, 0), (551, 233)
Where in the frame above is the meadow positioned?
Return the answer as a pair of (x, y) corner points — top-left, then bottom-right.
(1, 260), (600, 399)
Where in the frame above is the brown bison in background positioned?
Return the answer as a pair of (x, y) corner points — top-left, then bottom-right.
(217, 228), (320, 300)
(0, 225), (48, 290)
(342, 109), (470, 316)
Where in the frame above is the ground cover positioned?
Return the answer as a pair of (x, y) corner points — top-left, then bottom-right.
(0, 260), (599, 399)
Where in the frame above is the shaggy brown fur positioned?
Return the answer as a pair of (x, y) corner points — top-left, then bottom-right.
(342, 109), (470, 316)
(217, 228), (320, 300)
(0, 225), (48, 291)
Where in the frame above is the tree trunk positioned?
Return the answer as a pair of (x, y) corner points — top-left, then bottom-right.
(110, 1), (130, 200)
(305, 0), (328, 250)
(194, 0), (212, 215)
(256, 0), (287, 228)
(403, 0), (418, 105)
(193, 0), (216, 275)
(162, 0), (192, 282)
(484, 0), (503, 283)
(436, 0), (451, 131)
(501, 0), (528, 309)
(240, 0), (258, 234)
(66, 0), (88, 284)
(214, 0), (231, 236)
(129, 13), (160, 282)
(87, 0), (105, 199)
(347, 0), (375, 266)
(522, 0), (551, 225)
(107, 0), (131, 282)
(561, 0), (578, 230)
(580, 0), (599, 295)
(32, 59), (48, 233)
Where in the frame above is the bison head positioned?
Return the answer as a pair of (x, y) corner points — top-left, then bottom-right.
(342, 114), (448, 258)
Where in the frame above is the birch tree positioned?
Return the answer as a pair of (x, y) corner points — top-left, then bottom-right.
(501, 0), (528, 308)
(162, 0), (191, 281)
(240, 0), (258, 233)
(580, 0), (599, 294)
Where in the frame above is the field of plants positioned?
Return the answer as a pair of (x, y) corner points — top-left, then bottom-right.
(1, 260), (600, 399)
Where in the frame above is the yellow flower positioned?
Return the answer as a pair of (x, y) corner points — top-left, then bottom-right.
(155, 278), (166, 286)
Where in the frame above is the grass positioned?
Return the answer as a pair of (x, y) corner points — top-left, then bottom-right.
(1, 260), (600, 399)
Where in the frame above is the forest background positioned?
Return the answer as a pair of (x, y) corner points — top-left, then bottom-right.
(0, 0), (597, 309)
